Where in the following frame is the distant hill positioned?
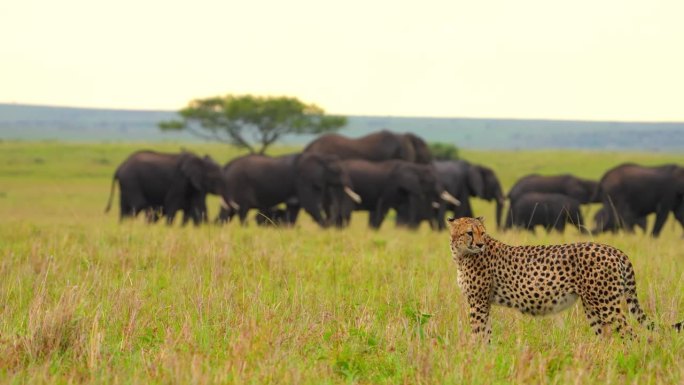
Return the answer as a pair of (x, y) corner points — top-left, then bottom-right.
(1, 103), (684, 151)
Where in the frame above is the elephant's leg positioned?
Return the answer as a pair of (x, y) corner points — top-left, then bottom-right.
(165, 210), (178, 226)
(369, 208), (385, 229)
(619, 209), (639, 234)
(454, 198), (473, 218)
(503, 210), (513, 231)
(368, 209), (378, 228)
(238, 207), (250, 225)
(145, 207), (162, 223)
(181, 211), (191, 226)
(576, 211), (589, 234)
(651, 206), (670, 237)
(192, 211), (202, 226)
(286, 204), (300, 225)
(164, 201), (181, 226)
(555, 220), (565, 233)
(183, 209), (201, 227)
(119, 201), (134, 222)
(120, 190), (145, 221)
(371, 200), (392, 229)
(215, 207), (232, 224)
(436, 204), (448, 230)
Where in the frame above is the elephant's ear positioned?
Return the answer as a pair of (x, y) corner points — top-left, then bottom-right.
(398, 134), (417, 162)
(405, 133), (432, 163)
(180, 155), (205, 191)
(468, 166), (485, 197)
(482, 168), (503, 200)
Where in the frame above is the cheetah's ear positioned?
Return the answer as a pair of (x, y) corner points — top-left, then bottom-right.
(476, 216), (485, 224)
(447, 216), (456, 223)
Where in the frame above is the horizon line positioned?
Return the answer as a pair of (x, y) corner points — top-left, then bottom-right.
(2, 102), (684, 125)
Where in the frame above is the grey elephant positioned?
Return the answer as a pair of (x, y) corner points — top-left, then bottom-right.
(504, 192), (586, 233)
(104, 150), (227, 225)
(592, 163), (684, 236)
(507, 174), (599, 204)
(335, 159), (459, 229)
(592, 206), (647, 234)
(143, 192), (210, 225)
(253, 206), (294, 226)
(303, 130), (432, 164)
(217, 152), (360, 227)
(505, 174), (599, 231)
(431, 160), (505, 229)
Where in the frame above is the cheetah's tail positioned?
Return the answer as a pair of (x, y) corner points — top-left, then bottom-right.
(621, 253), (682, 332)
(620, 254), (655, 330)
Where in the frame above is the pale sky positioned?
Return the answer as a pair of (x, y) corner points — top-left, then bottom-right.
(1, 0), (683, 121)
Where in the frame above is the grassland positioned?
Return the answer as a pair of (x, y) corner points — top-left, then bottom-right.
(0, 141), (683, 384)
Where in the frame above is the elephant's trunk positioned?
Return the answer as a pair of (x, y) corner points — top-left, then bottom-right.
(495, 198), (504, 229)
(297, 183), (327, 227)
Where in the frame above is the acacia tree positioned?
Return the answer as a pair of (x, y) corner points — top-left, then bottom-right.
(159, 95), (347, 154)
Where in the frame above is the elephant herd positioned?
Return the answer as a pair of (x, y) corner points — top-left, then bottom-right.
(503, 164), (684, 237)
(104, 130), (684, 237)
(106, 130), (463, 229)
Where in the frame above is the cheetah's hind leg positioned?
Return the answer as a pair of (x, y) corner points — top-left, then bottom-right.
(582, 296), (633, 338)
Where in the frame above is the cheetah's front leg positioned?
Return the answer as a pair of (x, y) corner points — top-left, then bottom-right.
(467, 301), (492, 343)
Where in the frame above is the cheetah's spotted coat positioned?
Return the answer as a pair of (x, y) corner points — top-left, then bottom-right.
(448, 217), (682, 342)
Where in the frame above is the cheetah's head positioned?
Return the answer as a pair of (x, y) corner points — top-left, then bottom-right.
(448, 216), (487, 255)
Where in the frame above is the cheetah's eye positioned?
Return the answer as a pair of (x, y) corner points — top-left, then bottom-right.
(466, 230), (473, 237)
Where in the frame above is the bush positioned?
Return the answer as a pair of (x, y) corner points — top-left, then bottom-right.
(428, 142), (459, 160)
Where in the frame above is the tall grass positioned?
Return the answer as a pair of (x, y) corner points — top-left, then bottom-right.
(0, 141), (682, 384)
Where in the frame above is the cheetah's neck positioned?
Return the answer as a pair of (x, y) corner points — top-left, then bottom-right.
(452, 235), (510, 266)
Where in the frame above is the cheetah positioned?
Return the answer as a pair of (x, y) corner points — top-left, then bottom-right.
(448, 216), (683, 342)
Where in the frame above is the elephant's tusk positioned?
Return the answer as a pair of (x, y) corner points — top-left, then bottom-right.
(432, 201), (440, 209)
(441, 191), (461, 206)
(229, 200), (240, 210)
(219, 197), (230, 209)
(344, 186), (362, 204)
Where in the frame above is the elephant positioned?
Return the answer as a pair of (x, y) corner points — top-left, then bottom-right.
(430, 160), (505, 230)
(217, 152), (360, 227)
(507, 174), (600, 204)
(592, 206), (647, 234)
(505, 174), (599, 231)
(143, 192), (209, 225)
(334, 159), (460, 229)
(104, 150), (227, 225)
(591, 163), (684, 237)
(303, 130), (432, 164)
(254, 206), (295, 226)
(504, 192), (586, 233)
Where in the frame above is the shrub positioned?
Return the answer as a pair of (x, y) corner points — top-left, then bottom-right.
(428, 142), (459, 160)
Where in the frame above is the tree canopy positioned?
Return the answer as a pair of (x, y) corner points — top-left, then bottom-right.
(428, 142), (460, 160)
(159, 95), (347, 154)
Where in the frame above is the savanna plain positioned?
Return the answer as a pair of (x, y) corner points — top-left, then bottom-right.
(1, 141), (683, 384)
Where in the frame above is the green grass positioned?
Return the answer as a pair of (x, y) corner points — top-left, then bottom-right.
(0, 141), (683, 384)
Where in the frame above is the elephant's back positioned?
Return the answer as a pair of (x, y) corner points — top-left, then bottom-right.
(223, 154), (292, 179)
(599, 165), (675, 198)
(304, 131), (403, 161)
(116, 150), (179, 177)
(508, 174), (564, 199)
